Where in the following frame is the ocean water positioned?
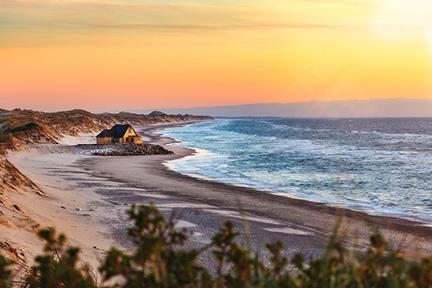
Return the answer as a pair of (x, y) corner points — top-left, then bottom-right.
(161, 118), (432, 222)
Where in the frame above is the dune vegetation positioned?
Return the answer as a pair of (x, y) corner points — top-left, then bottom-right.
(1, 204), (432, 288)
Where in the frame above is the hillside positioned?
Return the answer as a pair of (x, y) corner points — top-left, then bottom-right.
(0, 157), (44, 264)
(0, 108), (212, 263)
(0, 108), (212, 151)
(0, 108), (212, 193)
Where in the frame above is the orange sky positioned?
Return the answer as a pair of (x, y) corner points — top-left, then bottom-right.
(1, 0), (431, 111)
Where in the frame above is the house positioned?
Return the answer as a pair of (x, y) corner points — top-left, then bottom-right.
(96, 124), (143, 145)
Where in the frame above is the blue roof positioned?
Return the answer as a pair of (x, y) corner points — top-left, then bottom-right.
(111, 124), (131, 138)
(96, 124), (132, 138)
(96, 129), (113, 138)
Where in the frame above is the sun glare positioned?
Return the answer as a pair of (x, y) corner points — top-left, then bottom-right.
(374, 0), (432, 44)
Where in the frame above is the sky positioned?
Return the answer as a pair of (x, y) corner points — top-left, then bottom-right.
(1, 0), (432, 111)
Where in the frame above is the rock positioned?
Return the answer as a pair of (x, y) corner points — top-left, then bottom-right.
(61, 205), (66, 209)
(89, 143), (174, 157)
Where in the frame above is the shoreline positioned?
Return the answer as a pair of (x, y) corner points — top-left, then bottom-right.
(150, 123), (431, 230)
(83, 123), (432, 257)
(161, 139), (432, 227)
(4, 120), (432, 272)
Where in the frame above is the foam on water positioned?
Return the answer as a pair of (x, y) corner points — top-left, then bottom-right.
(160, 118), (432, 222)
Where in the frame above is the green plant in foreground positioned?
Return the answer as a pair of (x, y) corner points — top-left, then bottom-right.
(25, 228), (96, 288)
(2, 204), (432, 287)
(0, 255), (12, 288)
(99, 205), (211, 287)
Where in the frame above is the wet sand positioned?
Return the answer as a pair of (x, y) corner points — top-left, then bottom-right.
(84, 124), (432, 259)
(6, 122), (432, 273)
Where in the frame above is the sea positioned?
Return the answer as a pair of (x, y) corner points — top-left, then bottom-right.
(160, 118), (432, 222)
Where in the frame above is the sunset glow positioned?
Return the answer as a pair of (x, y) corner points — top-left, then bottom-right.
(1, 0), (431, 111)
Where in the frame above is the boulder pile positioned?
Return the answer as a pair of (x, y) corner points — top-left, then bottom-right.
(86, 144), (174, 156)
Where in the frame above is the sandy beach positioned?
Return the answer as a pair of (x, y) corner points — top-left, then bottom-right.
(90, 125), (432, 255)
(5, 122), (432, 274)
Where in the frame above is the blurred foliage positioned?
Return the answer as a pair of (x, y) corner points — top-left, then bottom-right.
(1, 204), (432, 287)
(0, 255), (12, 288)
(24, 228), (96, 288)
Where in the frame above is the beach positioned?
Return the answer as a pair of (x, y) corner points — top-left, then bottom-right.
(5, 122), (432, 274)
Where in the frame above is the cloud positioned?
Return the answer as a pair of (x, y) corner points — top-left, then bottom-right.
(0, 0), (352, 33)
(55, 21), (344, 32)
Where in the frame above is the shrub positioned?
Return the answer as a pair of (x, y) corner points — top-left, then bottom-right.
(2, 204), (432, 287)
(25, 228), (96, 288)
(0, 255), (12, 288)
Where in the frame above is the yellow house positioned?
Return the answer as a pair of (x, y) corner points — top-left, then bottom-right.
(96, 124), (143, 145)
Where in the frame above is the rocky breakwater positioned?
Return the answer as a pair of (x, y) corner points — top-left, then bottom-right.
(77, 144), (174, 156)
